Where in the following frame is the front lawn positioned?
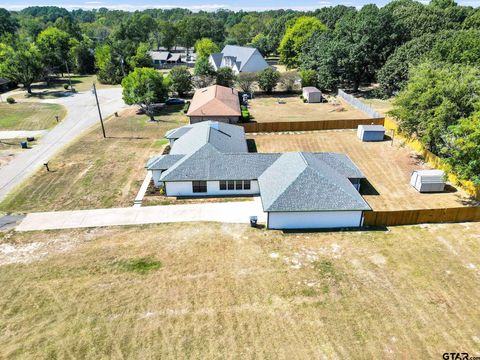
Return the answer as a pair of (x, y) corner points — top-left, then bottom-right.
(0, 102), (66, 130)
(0, 222), (479, 358)
(0, 106), (187, 212)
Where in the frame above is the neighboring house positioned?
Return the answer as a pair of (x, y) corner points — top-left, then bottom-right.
(149, 51), (184, 69)
(209, 45), (270, 74)
(147, 121), (371, 229)
(186, 85), (241, 124)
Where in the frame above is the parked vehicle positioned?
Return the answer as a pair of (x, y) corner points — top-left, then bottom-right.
(165, 98), (185, 105)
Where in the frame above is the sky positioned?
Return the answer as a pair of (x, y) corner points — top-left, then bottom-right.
(1, 0), (479, 11)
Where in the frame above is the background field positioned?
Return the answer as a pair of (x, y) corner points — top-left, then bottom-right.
(0, 102), (66, 130)
(0, 106), (187, 212)
(1, 222), (479, 359)
(248, 95), (370, 123)
(249, 130), (474, 210)
(10, 75), (120, 100)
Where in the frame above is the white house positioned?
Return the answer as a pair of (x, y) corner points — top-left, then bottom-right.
(146, 121), (371, 229)
(209, 45), (270, 74)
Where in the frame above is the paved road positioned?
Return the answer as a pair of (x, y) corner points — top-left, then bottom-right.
(0, 88), (126, 202)
(16, 198), (267, 231)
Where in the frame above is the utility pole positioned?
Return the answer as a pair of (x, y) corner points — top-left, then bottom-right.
(92, 82), (106, 138)
(64, 60), (73, 91)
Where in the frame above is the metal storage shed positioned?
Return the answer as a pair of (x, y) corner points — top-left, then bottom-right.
(410, 170), (445, 193)
(302, 87), (322, 103)
(357, 125), (386, 142)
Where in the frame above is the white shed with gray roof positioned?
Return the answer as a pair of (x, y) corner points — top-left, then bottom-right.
(302, 87), (322, 103)
(357, 125), (386, 142)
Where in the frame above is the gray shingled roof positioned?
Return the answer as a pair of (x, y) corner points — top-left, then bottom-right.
(210, 53), (223, 68)
(165, 126), (192, 140)
(161, 146), (280, 181)
(150, 51), (170, 61)
(146, 154), (185, 170)
(313, 153), (365, 179)
(170, 121), (247, 155)
(258, 152), (370, 212)
(221, 45), (257, 71)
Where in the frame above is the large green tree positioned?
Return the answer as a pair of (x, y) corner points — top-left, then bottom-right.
(390, 62), (480, 154)
(168, 66), (193, 96)
(257, 68), (280, 94)
(443, 112), (480, 184)
(0, 41), (44, 94)
(279, 16), (327, 69)
(36, 27), (75, 74)
(95, 44), (124, 84)
(129, 42), (153, 69)
(378, 34), (438, 95)
(122, 67), (168, 121)
(215, 67), (236, 88)
(0, 8), (19, 37)
(194, 38), (219, 58)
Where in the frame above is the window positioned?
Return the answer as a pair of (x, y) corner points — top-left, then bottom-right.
(192, 181), (207, 193)
(219, 180), (252, 191)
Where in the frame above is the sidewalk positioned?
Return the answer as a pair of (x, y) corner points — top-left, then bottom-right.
(16, 198), (266, 231)
(0, 130), (48, 140)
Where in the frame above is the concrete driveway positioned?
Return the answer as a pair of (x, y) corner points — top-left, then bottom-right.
(16, 198), (267, 231)
(0, 88), (126, 202)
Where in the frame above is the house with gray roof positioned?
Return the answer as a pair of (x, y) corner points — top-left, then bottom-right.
(149, 50), (184, 69)
(209, 45), (269, 74)
(146, 121), (370, 229)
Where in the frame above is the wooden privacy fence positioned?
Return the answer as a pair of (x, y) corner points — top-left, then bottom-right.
(242, 118), (385, 133)
(364, 207), (480, 227)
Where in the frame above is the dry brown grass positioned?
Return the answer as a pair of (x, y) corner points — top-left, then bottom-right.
(0, 106), (188, 212)
(1, 222), (480, 358)
(249, 130), (473, 210)
(248, 95), (370, 123)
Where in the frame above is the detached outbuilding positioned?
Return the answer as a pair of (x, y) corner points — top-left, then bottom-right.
(410, 170), (445, 193)
(357, 125), (386, 142)
(302, 87), (322, 103)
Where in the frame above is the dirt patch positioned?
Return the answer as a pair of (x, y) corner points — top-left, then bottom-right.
(248, 95), (371, 123)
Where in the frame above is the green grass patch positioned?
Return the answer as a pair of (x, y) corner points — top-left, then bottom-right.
(153, 138), (169, 148)
(114, 258), (162, 274)
(0, 102), (66, 130)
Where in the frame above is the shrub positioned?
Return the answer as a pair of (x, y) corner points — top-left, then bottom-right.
(63, 84), (69, 90)
(241, 108), (250, 121)
(299, 95), (303, 99)
(6, 97), (15, 104)
(303, 98), (307, 103)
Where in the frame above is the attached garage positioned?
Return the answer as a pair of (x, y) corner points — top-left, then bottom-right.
(258, 152), (370, 230)
(267, 211), (364, 230)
